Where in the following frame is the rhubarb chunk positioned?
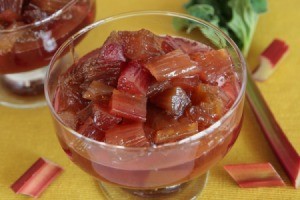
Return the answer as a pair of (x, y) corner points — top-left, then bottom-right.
(171, 75), (200, 92)
(161, 35), (211, 54)
(117, 29), (163, 60)
(82, 80), (113, 101)
(154, 122), (198, 144)
(0, 0), (23, 15)
(110, 89), (147, 121)
(147, 80), (172, 98)
(77, 117), (105, 141)
(252, 39), (289, 81)
(150, 87), (191, 116)
(145, 49), (200, 81)
(92, 103), (122, 131)
(99, 42), (126, 63)
(224, 163), (285, 188)
(117, 61), (152, 95)
(105, 123), (150, 147)
(190, 49), (233, 84)
(11, 158), (63, 198)
(22, 3), (48, 24)
(145, 105), (178, 131)
(31, 0), (70, 14)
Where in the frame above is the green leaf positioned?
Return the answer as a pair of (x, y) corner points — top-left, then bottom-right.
(251, 0), (268, 13)
(227, 0), (260, 55)
(187, 4), (220, 26)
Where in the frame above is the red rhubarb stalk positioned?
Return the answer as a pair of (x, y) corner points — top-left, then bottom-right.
(224, 162), (285, 188)
(11, 158), (63, 198)
(247, 72), (300, 188)
(252, 39), (289, 81)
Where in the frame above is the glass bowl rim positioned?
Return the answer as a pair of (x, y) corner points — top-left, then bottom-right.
(45, 10), (247, 151)
(0, 0), (82, 33)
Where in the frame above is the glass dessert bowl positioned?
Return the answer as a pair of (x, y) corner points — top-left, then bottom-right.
(45, 11), (246, 200)
(0, 0), (95, 108)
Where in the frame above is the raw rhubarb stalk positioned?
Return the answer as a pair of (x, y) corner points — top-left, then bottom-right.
(252, 39), (289, 81)
(224, 162), (285, 188)
(247, 72), (300, 188)
(11, 158), (63, 198)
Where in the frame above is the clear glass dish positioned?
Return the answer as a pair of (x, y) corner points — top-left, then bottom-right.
(0, 0), (95, 108)
(45, 11), (246, 200)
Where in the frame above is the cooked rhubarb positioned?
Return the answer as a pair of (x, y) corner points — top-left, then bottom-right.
(161, 35), (211, 54)
(171, 75), (200, 92)
(92, 103), (122, 131)
(10, 157), (63, 198)
(99, 42), (126, 63)
(77, 117), (105, 141)
(154, 122), (198, 144)
(224, 162), (285, 188)
(82, 80), (113, 101)
(55, 29), (240, 147)
(31, 0), (70, 14)
(145, 49), (200, 81)
(117, 61), (152, 95)
(150, 86), (191, 116)
(105, 123), (150, 147)
(252, 39), (289, 81)
(110, 89), (147, 121)
(190, 49), (233, 84)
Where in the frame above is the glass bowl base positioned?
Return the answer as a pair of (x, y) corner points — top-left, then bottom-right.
(0, 67), (47, 109)
(98, 172), (208, 200)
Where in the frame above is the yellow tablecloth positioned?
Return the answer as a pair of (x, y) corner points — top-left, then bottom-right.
(1, 0), (299, 199)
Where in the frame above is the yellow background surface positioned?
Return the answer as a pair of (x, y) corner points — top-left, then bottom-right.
(1, 0), (300, 199)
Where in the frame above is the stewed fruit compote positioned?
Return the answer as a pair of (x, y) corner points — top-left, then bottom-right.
(54, 29), (242, 188)
(0, 0), (95, 74)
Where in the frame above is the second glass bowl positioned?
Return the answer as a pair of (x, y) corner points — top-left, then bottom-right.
(0, 0), (95, 108)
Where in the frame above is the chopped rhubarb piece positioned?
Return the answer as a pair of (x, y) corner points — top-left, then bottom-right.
(92, 103), (122, 131)
(171, 75), (200, 91)
(58, 111), (77, 130)
(190, 49), (233, 84)
(186, 101), (224, 129)
(82, 80), (113, 101)
(246, 73), (300, 188)
(147, 80), (172, 97)
(0, 23), (24, 54)
(0, 10), (20, 25)
(224, 163), (285, 188)
(150, 87), (191, 116)
(22, 3), (48, 24)
(105, 123), (150, 147)
(10, 158), (63, 198)
(117, 29), (163, 60)
(161, 35), (211, 54)
(31, 0), (69, 14)
(117, 61), (152, 95)
(110, 89), (147, 121)
(154, 122), (198, 144)
(77, 117), (105, 141)
(145, 49), (200, 81)
(192, 83), (228, 105)
(0, 0), (23, 15)
(145, 105), (178, 131)
(252, 39), (289, 81)
(99, 42), (126, 63)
